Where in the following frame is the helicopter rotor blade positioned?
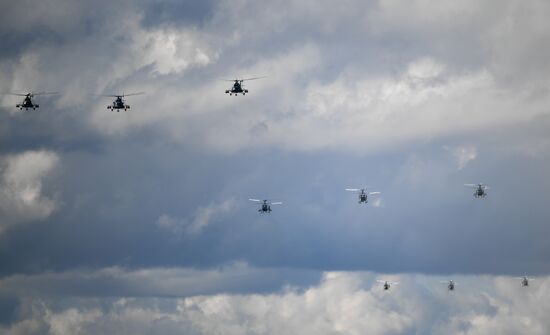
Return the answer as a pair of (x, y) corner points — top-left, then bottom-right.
(248, 199), (262, 202)
(122, 92), (145, 97)
(270, 202), (282, 205)
(240, 76), (267, 81)
(464, 184), (477, 188)
(4, 93), (31, 96)
(97, 94), (123, 98)
(345, 188), (360, 192)
(369, 191), (381, 195)
(32, 92), (59, 96)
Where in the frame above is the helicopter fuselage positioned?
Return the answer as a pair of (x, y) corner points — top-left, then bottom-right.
(226, 81), (248, 95)
(475, 186), (486, 198)
(259, 203), (272, 213)
(16, 96), (39, 110)
(108, 97), (130, 111)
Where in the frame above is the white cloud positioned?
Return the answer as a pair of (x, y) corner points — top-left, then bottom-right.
(114, 52), (548, 155)
(0, 150), (59, 233)
(3, 0), (550, 156)
(1, 2), (224, 112)
(445, 145), (478, 170)
(2, 271), (550, 335)
(156, 198), (236, 236)
(46, 308), (101, 335)
(189, 198), (236, 234)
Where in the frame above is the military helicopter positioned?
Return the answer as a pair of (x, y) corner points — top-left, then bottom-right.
(377, 280), (399, 290)
(515, 276), (532, 287)
(345, 188), (381, 204)
(103, 92), (145, 112)
(224, 77), (265, 96)
(9, 92), (58, 110)
(440, 280), (456, 291)
(249, 199), (282, 213)
(464, 183), (489, 198)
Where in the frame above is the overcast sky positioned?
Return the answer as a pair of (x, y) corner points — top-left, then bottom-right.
(1, 0), (550, 334)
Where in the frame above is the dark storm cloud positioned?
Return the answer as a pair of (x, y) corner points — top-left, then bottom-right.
(1, 119), (550, 277)
(0, 106), (106, 155)
(0, 294), (18, 325)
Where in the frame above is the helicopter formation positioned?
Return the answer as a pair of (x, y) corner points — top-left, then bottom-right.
(251, 184), (487, 214)
(5, 77), (265, 111)
(374, 277), (533, 291)
(5, 91), (146, 112)
(5, 78), (535, 293)
(249, 184), (532, 291)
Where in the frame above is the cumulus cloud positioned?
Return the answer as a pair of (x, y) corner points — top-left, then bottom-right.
(2, 0), (549, 154)
(1, 271), (550, 335)
(156, 198), (236, 236)
(0, 150), (59, 233)
(71, 0), (550, 154)
(444, 145), (477, 170)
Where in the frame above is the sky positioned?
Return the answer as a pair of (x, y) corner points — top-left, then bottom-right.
(1, 0), (550, 334)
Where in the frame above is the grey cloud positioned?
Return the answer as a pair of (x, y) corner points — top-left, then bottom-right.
(157, 198), (237, 236)
(0, 264), (320, 299)
(0, 150), (59, 234)
(140, 0), (217, 28)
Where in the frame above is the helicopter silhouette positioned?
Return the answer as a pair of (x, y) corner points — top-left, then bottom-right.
(102, 92), (145, 112)
(440, 280), (456, 291)
(9, 92), (58, 110)
(224, 77), (265, 96)
(345, 188), (381, 204)
(515, 276), (532, 287)
(464, 183), (489, 198)
(249, 199), (282, 213)
(377, 280), (399, 291)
